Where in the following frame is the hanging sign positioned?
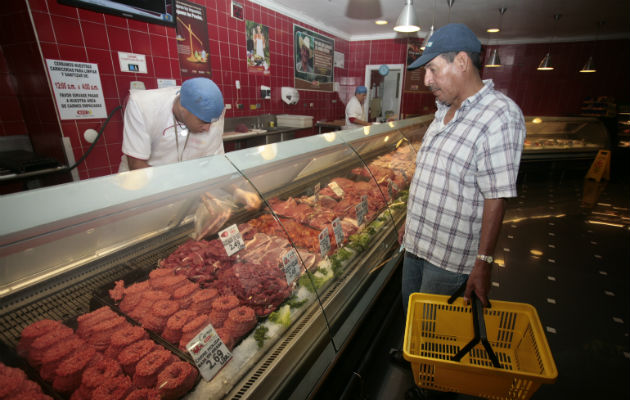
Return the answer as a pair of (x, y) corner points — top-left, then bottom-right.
(186, 323), (232, 381)
(294, 25), (335, 92)
(176, 0), (212, 80)
(45, 59), (107, 120)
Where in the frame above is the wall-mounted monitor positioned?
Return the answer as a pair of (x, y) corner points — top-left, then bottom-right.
(58, 0), (176, 27)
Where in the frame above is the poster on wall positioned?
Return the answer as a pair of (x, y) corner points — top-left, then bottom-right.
(176, 0), (211, 80)
(45, 59), (107, 120)
(404, 38), (429, 93)
(294, 25), (334, 92)
(246, 21), (270, 75)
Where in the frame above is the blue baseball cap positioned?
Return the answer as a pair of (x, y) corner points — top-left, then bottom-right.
(180, 78), (224, 122)
(408, 23), (481, 70)
(355, 86), (367, 94)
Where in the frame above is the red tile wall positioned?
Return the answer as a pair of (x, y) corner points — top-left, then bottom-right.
(0, 46), (28, 137)
(482, 40), (630, 116)
(0, 0), (68, 171)
(7, 0), (629, 179)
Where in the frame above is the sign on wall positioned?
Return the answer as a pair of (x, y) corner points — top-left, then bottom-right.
(45, 59), (107, 120)
(246, 21), (270, 75)
(404, 38), (429, 93)
(176, 0), (211, 80)
(294, 25), (334, 92)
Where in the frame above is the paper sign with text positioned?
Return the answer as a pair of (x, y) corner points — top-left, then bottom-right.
(282, 248), (301, 285)
(186, 323), (232, 381)
(318, 227), (331, 257)
(332, 218), (344, 247)
(218, 224), (245, 256)
(46, 59), (107, 120)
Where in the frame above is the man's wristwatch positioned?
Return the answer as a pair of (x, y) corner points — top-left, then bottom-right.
(476, 254), (494, 264)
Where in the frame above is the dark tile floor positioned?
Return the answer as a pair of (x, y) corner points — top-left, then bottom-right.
(321, 163), (629, 400)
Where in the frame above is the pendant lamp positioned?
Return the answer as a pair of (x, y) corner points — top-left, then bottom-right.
(485, 8), (506, 68)
(580, 21), (602, 73)
(421, 0), (436, 50)
(446, 0), (455, 23)
(537, 14), (561, 71)
(394, 0), (420, 33)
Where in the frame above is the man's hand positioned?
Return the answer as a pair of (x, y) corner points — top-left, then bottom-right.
(463, 260), (492, 306)
(233, 188), (262, 210)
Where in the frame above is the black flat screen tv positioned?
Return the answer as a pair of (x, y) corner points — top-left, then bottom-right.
(58, 0), (176, 27)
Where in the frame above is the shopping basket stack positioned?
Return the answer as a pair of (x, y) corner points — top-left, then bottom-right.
(403, 293), (558, 400)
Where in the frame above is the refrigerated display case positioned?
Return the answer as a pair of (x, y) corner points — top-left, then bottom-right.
(522, 116), (609, 161)
(0, 116), (432, 400)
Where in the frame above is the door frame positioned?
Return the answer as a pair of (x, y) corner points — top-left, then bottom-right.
(364, 64), (404, 121)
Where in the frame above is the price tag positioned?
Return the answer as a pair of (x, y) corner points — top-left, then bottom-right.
(387, 179), (398, 199)
(218, 224), (245, 256)
(327, 181), (344, 198)
(314, 182), (321, 202)
(318, 227), (331, 257)
(282, 248), (301, 285)
(186, 323), (232, 381)
(355, 195), (369, 226)
(332, 218), (344, 246)
(355, 202), (366, 227)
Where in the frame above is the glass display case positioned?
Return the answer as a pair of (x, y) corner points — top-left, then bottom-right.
(0, 116), (432, 400)
(522, 116), (609, 161)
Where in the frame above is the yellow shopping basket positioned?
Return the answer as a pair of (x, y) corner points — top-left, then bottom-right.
(403, 292), (558, 399)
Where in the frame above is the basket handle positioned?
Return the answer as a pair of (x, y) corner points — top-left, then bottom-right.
(448, 281), (501, 368)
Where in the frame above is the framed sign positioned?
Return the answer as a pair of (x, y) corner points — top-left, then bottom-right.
(294, 25), (334, 92)
(176, 0), (211, 79)
(404, 37), (429, 93)
(246, 21), (270, 75)
(231, 1), (243, 20)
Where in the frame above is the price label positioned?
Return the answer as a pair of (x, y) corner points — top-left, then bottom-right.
(327, 181), (344, 198)
(282, 248), (301, 285)
(332, 218), (344, 246)
(356, 195), (368, 226)
(218, 224), (245, 256)
(318, 227), (331, 257)
(186, 323), (232, 381)
(387, 179), (399, 199)
(314, 182), (321, 203)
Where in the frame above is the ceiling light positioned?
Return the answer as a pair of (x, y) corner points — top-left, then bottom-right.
(375, 20), (388, 25)
(580, 56), (596, 73)
(485, 8), (506, 68)
(580, 21), (602, 73)
(537, 52), (553, 70)
(487, 28), (500, 33)
(421, 0), (436, 50)
(394, 0), (420, 33)
(485, 48), (501, 67)
(421, 24), (434, 50)
(537, 14), (561, 71)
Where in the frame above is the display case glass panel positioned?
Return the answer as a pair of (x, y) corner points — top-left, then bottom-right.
(523, 116), (609, 160)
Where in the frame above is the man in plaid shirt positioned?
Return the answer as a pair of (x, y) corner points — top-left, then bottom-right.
(402, 23), (526, 316)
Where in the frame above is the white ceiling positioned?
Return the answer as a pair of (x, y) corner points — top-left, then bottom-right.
(251, 0), (630, 43)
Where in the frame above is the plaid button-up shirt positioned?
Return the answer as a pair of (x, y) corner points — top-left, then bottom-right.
(404, 80), (526, 274)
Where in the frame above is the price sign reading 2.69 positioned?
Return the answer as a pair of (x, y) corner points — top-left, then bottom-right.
(186, 323), (232, 381)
